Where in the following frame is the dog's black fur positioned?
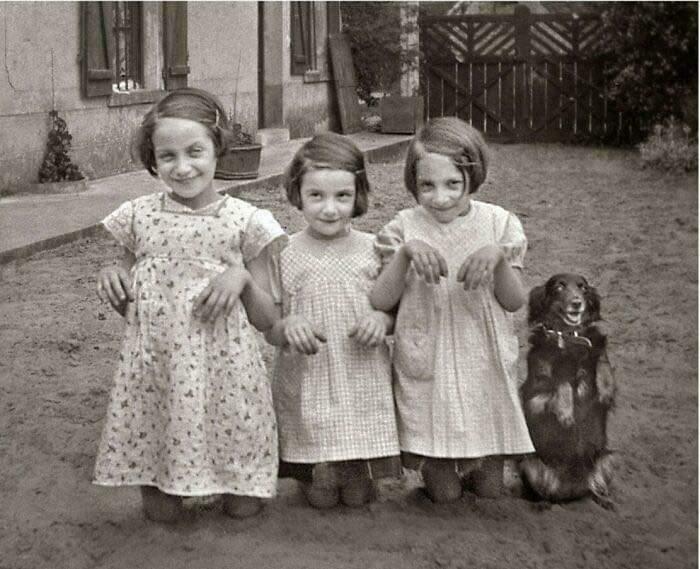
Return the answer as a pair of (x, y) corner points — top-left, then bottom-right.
(519, 273), (616, 507)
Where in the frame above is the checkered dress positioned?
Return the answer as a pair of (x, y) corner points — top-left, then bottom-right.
(272, 229), (400, 464)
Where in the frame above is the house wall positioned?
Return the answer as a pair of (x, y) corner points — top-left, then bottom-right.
(0, 1), (336, 192)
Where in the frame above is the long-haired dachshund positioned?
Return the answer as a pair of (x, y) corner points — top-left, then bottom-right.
(519, 273), (616, 507)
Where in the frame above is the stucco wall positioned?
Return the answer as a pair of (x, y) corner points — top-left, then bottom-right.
(0, 1), (336, 192)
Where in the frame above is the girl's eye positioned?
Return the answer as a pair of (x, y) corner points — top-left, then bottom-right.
(339, 192), (353, 199)
(156, 153), (173, 161)
(189, 148), (202, 156)
(448, 180), (463, 188)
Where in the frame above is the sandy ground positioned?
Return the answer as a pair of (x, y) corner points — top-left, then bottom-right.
(0, 143), (697, 569)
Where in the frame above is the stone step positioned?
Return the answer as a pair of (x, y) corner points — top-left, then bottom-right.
(255, 128), (290, 146)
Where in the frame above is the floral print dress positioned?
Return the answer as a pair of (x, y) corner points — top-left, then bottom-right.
(94, 192), (286, 497)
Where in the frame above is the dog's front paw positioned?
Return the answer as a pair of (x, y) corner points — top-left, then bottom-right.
(596, 356), (616, 405)
(553, 383), (575, 427)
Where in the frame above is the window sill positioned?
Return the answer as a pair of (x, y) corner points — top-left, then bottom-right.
(107, 89), (167, 107)
(303, 70), (331, 84)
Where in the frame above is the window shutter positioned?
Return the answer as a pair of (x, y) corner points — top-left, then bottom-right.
(290, 2), (310, 75)
(81, 1), (116, 97)
(163, 2), (189, 90)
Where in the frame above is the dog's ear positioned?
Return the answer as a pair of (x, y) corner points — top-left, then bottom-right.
(528, 284), (547, 324)
(586, 285), (602, 322)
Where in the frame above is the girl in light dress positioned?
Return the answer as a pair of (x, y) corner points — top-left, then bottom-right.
(265, 133), (401, 509)
(370, 117), (534, 503)
(95, 88), (286, 522)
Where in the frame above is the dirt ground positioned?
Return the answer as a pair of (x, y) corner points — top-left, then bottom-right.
(0, 143), (697, 569)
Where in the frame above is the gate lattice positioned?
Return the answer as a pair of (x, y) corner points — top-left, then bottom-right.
(420, 5), (627, 142)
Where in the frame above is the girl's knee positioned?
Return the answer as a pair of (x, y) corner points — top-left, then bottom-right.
(140, 486), (186, 523)
(422, 460), (462, 503)
(222, 494), (263, 519)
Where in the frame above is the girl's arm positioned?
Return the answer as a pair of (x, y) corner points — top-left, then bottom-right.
(349, 309), (394, 347)
(97, 248), (135, 317)
(493, 260), (527, 312)
(457, 245), (527, 312)
(265, 313), (327, 355)
(370, 240), (447, 311)
(193, 248), (278, 331)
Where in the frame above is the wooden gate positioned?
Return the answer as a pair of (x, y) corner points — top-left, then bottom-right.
(420, 5), (626, 142)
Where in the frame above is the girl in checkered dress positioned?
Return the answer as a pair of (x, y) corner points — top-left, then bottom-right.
(265, 133), (401, 508)
(370, 118), (534, 503)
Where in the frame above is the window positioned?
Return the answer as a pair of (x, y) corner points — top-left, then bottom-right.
(290, 1), (341, 79)
(290, 1), (316, 75)
(81, 1), (188, 98)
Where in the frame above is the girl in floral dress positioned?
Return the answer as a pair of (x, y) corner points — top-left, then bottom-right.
(370, 117), (534, 503)
(265, 133), (401, 509)
(94, 88), (286, 522)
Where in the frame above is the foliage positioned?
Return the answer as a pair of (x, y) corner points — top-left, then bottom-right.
(341, 2), (418, 105)
(638, 118), (698, 173)
(38, 111), (84, 183)
(596, 2), (697, 142)
(228, 120), (255, 146)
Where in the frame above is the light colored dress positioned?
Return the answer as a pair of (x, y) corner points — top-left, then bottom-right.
(94, 192), (286, 498)
(375, 200), (534, 459)
(272, 229), (400, 467)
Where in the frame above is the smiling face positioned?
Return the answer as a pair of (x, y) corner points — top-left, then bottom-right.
(415, 152), (471, 224)
(153, 117), (219, 209)
(299, 168), (357, 240)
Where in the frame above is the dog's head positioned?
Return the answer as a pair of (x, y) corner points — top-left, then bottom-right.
(528, 273), (601, 328)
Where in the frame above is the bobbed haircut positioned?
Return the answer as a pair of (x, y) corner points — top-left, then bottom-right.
(404, 117), (489, 199)
(283, 132), (370, 218)
(132, 87), (233, 176)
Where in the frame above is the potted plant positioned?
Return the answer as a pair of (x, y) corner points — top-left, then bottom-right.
(215, 121), (263, 180)
(215, 57), (263, 181)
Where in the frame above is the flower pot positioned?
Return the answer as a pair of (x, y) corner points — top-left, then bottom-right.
(380, 96), (425, 134)
(215, 144), (263, 180)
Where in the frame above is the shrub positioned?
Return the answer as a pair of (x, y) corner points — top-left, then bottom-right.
(341, 2), (419, 105)
(638, 118), (698, 172)
(597, 2), (698, 142)
(38, 111), (84, 183)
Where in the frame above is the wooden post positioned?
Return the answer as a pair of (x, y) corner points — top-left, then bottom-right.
(514, 4), (530, 138)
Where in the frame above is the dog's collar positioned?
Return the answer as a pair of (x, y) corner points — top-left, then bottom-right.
(534, 323), (593, 349)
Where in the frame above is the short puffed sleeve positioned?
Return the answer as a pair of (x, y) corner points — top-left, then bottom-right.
(241, 208), (288, 264)
(498, 211), (527, 269)
(374, 215), (406, 267)
(102, 200), (136, 252)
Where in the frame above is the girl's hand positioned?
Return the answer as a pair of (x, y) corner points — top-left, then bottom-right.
(97, 266), (134, 317)
(348, 310), (389, 347)
(456, 245), (504, 290)
(284, 315), (327, 355)
(193, 267), (250, 322)
(404, 240), (448, 284)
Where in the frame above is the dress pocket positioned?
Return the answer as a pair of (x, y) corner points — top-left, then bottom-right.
(393, 283), (440, 381)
